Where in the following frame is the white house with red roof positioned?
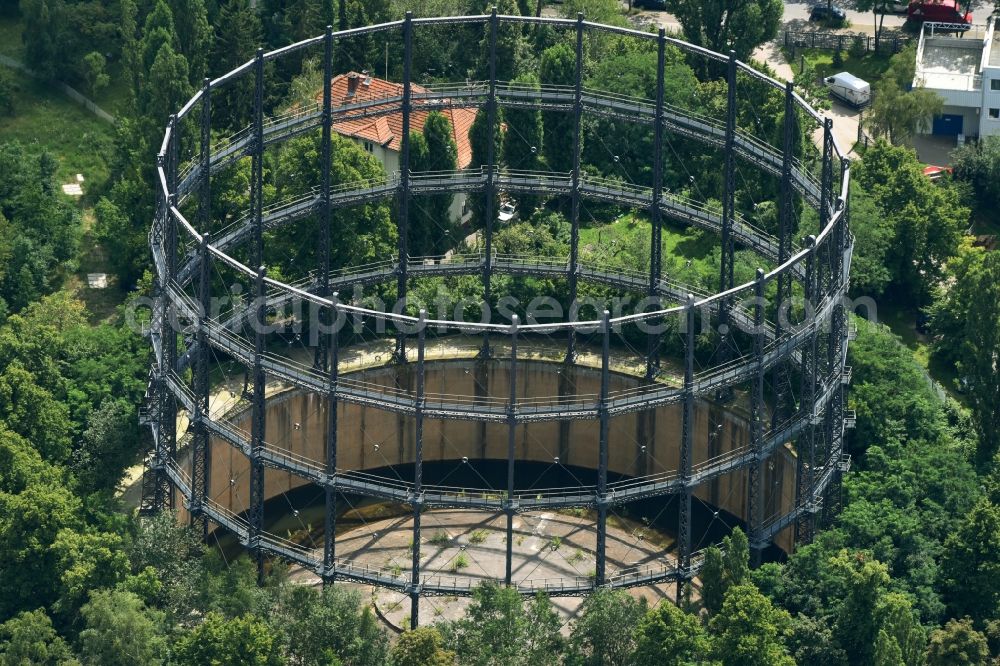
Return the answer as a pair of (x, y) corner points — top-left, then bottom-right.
(323, 71), (478, 224)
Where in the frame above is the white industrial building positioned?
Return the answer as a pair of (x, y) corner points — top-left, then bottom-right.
(913, 16), (1000, 140)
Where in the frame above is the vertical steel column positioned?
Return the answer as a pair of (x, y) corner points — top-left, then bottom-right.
(323, 297), (340, 584)
(191, 231), (211, 539)
(677, 294), (695, 603)
(772, 81), (796, 431)
(596, 310), (611, 586)
(566, 13), (584, 363)
(251, 50), (265, 270)
(748, 269), (767, 566)
(505, 315), (519, 585)
(164, 116), (180, 509)
(817, 120), (834, 320)
(816, 119), (835, 495)
(409, 310), (427, 629)
(646, 29), (667, 380)
(153, 123), (177, 513)
(825, 159), (849, 521)
(795, 236), (818, 544)
(717, 52), (737, 376)
(395, 13), (414, 363)
(250, 265), (267, 585)
(481, 9), (499, 358)
(199, 79), (212, 228)
(316, 26), (334, 370)
(190, 79), (212, 538)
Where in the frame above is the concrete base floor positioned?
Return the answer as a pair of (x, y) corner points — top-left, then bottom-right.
(289, 508), (684, 631)
(906, 133), (958, 166)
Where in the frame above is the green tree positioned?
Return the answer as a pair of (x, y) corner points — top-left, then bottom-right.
(0, 481), (82, 620)
(0, 143), (80, 312)
(138, 0), (179, 73)
(20, 0), (61, 80)
(441, 582), (563, 666)
(930, 246), (1000, 460)
(0, 609), (76, 666)
(72, 399), (138, 495)
(0, 362), (71, 462)
(700, 528), (750, 616)
(539, 42), (576, 173)
(952, 135), (1000, 212)
(665, 0), (782, 62)
(567, 588), (646, 666)
(502, 73), (542, 173)
(701, 547), (726, 616)
(93, 196), (146, 289)
(174, 613), (284, 666)
(82, 51), (109, 95)
(873, 629), (904, 666)
(51, 529), (130, 619)
(875, 592), (926, 666)
(925, 617), (989, 666)
(941, 499), (1000, 624)
(709, 584), (794, 666)
(584, 45), (698, 186)
(558, 0), (626, 25)
(169, 0), (213, 83)
(830, 551), (890, 665)
(846, 184), (893, 297)
(274, 584), (388, 666)
(78, 590), (167, 666)
(140, 43), (192, 135)
(410, 112), (458, 256)
(0, 427), (55, 495)
(468, 105), (505, 228)
(270, 132), (395, 275)
(632, 600), (709, 665)
(210, 0), (263, 131)
(390, 627), (455, 666)
(855, 141), (967, 302)
(125, 514), (203, 615)
(473, 0), (524, 80)
(195, 554), (273, 620)
(869, 46), (943, 144)
(785, 612), (848, 665)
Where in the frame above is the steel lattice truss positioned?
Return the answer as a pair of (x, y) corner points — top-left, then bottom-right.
(140, 12), (854, 627)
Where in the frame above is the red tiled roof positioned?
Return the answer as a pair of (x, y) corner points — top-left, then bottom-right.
(322, 72), (477, 169)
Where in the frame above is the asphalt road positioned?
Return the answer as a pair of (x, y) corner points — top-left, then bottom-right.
(620, 1), (909, 35)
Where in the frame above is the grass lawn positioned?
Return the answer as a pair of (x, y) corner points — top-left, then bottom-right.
(579, 213), (715, 266)
(784, 47), (893, 90)
(0, 67), (114, 192)
(578, 212), (722, 293)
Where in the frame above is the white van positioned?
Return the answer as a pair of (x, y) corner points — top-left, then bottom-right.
(823, 72), (871, 108)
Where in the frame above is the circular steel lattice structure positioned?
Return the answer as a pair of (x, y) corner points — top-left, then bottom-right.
(142, 12), (854, 626)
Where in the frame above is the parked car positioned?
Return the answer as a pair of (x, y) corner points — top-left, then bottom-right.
(886, 0), (910, 12)
(809, 3), (847, 22)
(907, 0), (972, 27)
(922, 164), (954, 181)
(498, 201), (517, 224)
(823, 72), (871, 107)
(634, 0), (668, 8)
